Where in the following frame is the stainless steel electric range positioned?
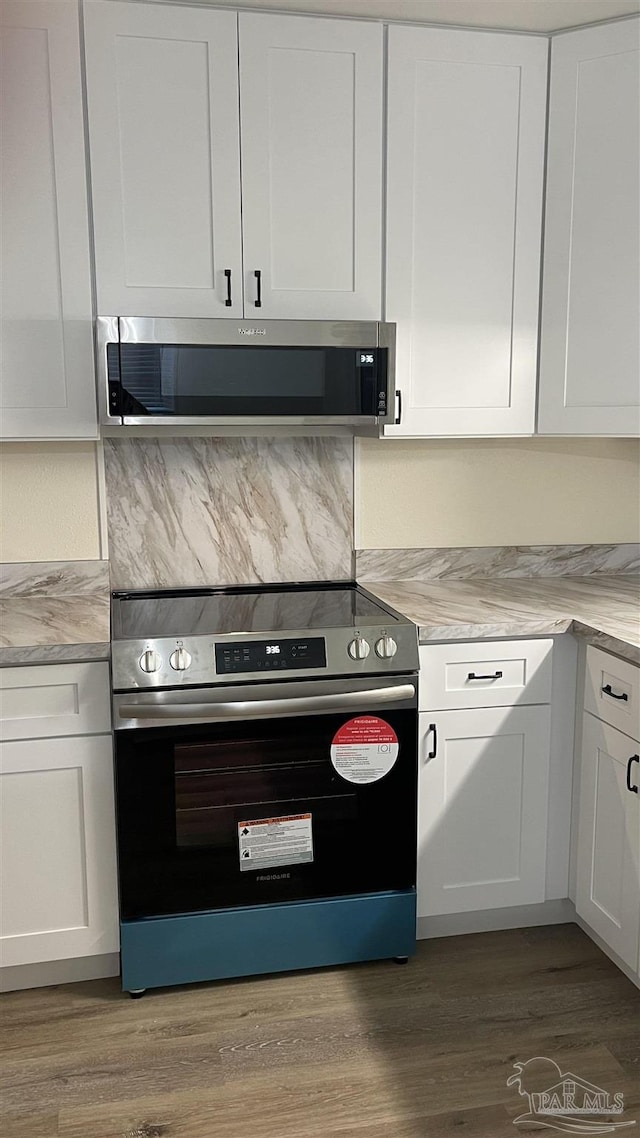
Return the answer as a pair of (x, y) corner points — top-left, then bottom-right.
(111, 581), (419, 996)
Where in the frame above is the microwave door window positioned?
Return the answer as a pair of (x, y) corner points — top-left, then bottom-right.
(170, 347), (328, 414)
(117, 345), (369, 416)
(159, 346), (178, 410)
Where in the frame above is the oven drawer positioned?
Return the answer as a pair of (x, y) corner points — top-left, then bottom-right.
(0, 663), (111, 741)
(585, 646), (639, 741)
(419, 639), (553, 710)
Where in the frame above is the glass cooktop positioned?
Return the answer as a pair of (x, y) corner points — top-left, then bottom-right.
(112, 582), (402, 640)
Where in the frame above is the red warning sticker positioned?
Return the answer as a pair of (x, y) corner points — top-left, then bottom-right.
(330, 716), (399, 784)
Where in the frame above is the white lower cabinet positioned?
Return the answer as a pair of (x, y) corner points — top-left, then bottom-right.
(0, 734), (119, 968)
(0, 663), (118, 970)
(417, 704), (551, 916)
(575, 713), (640, 972)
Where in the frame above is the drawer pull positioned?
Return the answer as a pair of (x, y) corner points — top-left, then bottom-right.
(602, 684), (628, 702)
(467, 671), (503, 681)
(426, 722), (437, 760)
(627, 755), (639, 794)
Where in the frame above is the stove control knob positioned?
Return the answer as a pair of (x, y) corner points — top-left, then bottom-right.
(375, 635), (398, 660)
(348, 636), (370, 661)
(169, 647), (192, 672)
(139, 649), (161, 674)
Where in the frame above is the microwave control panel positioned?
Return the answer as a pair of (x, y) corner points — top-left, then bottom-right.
(215, 637), (327, 675)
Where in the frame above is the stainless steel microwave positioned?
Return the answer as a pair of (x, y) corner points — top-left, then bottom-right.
(96, 318), (397, 429)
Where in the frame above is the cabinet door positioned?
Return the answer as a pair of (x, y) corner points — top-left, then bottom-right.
(0, 735), (119, 967)
(0, 1), (96, 439)
(417, 705), (550, 916)
(538, 20), (640, 436)
(385, 28), (547, 437)
(575, 714), (640, 970)
(84, 1), (243, 318)
(239, 13), (383, 319)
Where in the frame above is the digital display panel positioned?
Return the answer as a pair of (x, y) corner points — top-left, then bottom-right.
(215, 637), (327, 674)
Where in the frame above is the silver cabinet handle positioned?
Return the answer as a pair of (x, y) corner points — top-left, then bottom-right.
(118, 684), (415, 722)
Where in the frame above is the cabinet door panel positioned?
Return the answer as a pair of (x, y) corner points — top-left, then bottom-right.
(0, 1), (96, 438)
(385, 27), (546, 436)
(418, 705), (550, 916)
(0, 662), (111, 742)
(239, 13), (382, 319)
(539, 19), (640, 436)
(576, 714), (640, 969)
(0, 735), (119, 967)
(84, 1), (243, 317)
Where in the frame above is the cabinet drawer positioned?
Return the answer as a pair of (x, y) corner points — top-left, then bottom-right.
(419, 639), (553, 711)
(585, 647), (639, 741)
(0, 663), (111, 741)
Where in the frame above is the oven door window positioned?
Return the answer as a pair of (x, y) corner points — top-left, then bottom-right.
(115, 709), (417, 920)
(115, 344), (380, 417)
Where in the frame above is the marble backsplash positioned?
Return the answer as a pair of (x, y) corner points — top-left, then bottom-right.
(356, 543), (640, 581)
(104, 437), (354, 589)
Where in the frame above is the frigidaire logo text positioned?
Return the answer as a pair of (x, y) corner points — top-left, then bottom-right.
(238, 327), (267, 336)
(256, 873), (291, 882)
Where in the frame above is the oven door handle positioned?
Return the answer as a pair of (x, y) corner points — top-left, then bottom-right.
(117, 684), (416, 722)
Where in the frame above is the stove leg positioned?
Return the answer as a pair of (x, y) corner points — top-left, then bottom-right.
(393, 956), (409, 965)
(128, 988), (146, 999)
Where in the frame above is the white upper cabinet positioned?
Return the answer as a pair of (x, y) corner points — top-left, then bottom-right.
(84, 4), (383, 321)
(385, 28), (547, 437)
(0, 0), (97, 440)
(538, 19), (640, 437)
(83, 1), (244, 318)
(238, 13), (383, 320)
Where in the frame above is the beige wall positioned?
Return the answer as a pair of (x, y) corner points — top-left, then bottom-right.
(356, 437), (640, 548)
(0, 443), (101, 562)
(2, 437), (639, 564)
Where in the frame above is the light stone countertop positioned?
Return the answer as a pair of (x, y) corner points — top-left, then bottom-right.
(0, 561), (111, 666)
(361, 575), (640, 665)
(1, 561), (638, 667)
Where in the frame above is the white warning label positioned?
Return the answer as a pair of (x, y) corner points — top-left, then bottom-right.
(238, 813), (313, 873)
(330, 716), (399, 784)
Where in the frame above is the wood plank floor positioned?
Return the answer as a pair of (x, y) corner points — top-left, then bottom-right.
(1, 924), (638, 1137)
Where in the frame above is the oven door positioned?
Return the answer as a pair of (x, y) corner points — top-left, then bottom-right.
(113, 675), (417, 920)
(99, 317), (393, 426)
